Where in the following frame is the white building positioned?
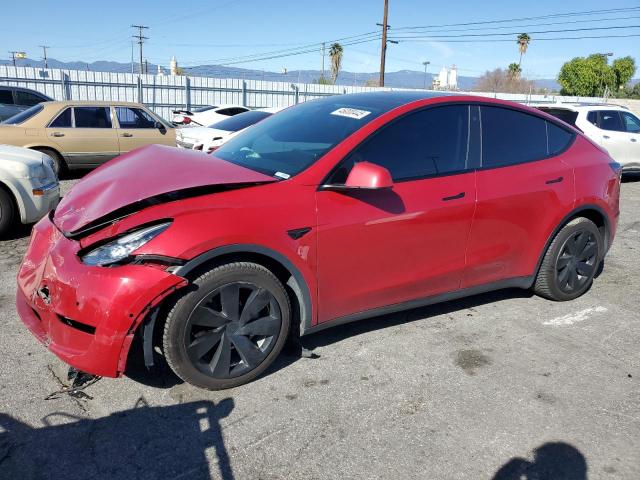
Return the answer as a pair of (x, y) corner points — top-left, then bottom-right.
(170, 56), (178, 76)
(432, 65), (458, 90)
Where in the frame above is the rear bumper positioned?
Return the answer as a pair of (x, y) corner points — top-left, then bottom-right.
(15, 217), (186, 377)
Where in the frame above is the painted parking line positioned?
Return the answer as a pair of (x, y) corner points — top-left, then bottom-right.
(543, 306), (608, 326)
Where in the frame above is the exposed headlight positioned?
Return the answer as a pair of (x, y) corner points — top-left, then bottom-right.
(81, 222), (171, 266)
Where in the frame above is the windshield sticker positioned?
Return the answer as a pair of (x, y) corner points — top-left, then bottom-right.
(274, 171), (291, 179)
(331, 108), (371, 120)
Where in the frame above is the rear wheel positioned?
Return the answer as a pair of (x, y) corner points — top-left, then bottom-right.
(0, 187), (16, 238)
(163, 262), (291, 389)
(534, 217), (602, 301)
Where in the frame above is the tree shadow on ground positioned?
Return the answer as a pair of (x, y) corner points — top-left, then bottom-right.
(0, 398), (235, 480)
(492, 441), (587, 479)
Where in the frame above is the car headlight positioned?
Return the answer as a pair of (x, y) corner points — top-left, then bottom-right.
(27, 163), (47, 180)
(81, 222), (171, 266)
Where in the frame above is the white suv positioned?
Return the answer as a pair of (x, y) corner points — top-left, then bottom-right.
(535, 103), (640, 172)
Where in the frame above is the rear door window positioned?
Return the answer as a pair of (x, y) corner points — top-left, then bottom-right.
(0, 89), (13, 104)
(481, 106), (548, 167)
(49, 108), (72, 128)
(74, 107), (112, 128)
(598, 111), (624, 132)
(116, 107), (156, 128)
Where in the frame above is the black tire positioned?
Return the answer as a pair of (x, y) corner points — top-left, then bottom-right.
(534, 217), (602, 301)
(0, 187), (16, 238)
(32, 148), (65, 178)
(163, 262), (291, 389)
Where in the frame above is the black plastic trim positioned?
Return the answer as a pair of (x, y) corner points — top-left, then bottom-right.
(58, 315), (96, 335)
(302, 276), (534, 336)
(287, 227), (312, 240)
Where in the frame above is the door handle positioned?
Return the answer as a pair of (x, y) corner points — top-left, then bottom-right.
(603, 135), (611, 140)
(120, 133), (133, 137)
(51, 132), (64, 137)
(631, 138), (637, 143)
(545, 176), (564, 185)
(442, 192), (465, 201)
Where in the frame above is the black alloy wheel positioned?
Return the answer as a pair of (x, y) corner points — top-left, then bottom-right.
(163, 262), (291, 390)
(555, 230), (598, 294)
(185, 282), (282, 378)
(534, 217), (602, 301)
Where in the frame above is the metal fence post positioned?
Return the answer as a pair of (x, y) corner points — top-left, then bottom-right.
(137, 75), (143, 103)
(61, 71), (71, 100)
(242, 80), (247, 107)
(290, 84), (299, 104)
(185, 76), (191, 110)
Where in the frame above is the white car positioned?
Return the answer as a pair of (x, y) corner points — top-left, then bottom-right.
(0, 144), (59, 236)
(171, 104), (250, 127)
(176, 109), (279, 153)
(535, 103), (640, 172)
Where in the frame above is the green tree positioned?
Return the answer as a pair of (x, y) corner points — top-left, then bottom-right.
(329, 43), (344, 85)
(557, 54), (617, 96)
(517, 33), (531, 67)
(612, 56), (637, 90)
(507, 62), (522, 79)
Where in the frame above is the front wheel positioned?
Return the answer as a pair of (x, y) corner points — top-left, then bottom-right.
(0, 188), (16, 238)
(163, 262), (291, 390)
(534, 217), (602, 301)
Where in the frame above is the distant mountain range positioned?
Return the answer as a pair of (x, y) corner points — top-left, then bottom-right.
(1, 57), (565, 91)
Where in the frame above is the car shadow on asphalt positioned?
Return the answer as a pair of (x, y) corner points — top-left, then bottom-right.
(0, 397), (236, 480)
(301, 287), (534, 351)
(492, 441), (587, 479)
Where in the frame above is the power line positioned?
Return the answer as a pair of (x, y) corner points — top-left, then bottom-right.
(392, 6), (640, 31)
(390, 24), (640, 40)
(396, 33), (640, 44)
(131, 24), (149, 74)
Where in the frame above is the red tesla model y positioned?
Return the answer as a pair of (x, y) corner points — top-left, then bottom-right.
(16, 92), (621, 389)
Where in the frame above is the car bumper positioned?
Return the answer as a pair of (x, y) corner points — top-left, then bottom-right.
(23, 181), (60, 224)
(16, 216), (186, 377)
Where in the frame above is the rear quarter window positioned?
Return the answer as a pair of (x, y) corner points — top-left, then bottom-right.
(547, 122), (575, 156)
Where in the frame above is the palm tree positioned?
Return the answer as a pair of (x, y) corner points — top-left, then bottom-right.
(517, 33), (531, 67)
(329, 43), (343, 85)
(507, 62), (522, 79)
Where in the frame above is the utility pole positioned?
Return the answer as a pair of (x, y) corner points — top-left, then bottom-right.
(39, 45), (49, 69)
(321, 42), (326, 81)
(131, 25), (149, 74)
(422, 61), (430, 89)
(378, 0), (389, 87)
(9, 51), (16, 67)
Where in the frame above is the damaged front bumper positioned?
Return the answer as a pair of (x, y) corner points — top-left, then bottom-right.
(16, 216), (187, 377)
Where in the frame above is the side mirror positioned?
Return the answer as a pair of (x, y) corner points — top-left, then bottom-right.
(154, 121), (166, 130)
(343, 162), (393, 189)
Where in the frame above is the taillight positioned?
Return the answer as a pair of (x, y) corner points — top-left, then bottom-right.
(206, 146), (219, 154)
(182, 117), (191, 125)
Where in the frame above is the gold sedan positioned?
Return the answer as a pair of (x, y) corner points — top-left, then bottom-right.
(0, 101), (175, 174)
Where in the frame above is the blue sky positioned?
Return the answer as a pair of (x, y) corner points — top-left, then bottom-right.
(1, 0), (639, 78)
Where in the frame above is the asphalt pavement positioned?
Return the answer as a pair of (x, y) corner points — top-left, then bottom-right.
(0, 175), (638, 480)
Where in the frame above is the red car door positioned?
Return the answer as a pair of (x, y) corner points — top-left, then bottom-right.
(315, 104), (478, 323)
(462, 105), (576, 288)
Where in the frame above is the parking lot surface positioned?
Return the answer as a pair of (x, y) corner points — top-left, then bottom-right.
(0, 176), (639, 480)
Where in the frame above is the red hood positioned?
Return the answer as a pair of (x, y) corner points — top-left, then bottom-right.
(54, 144), (274, 234)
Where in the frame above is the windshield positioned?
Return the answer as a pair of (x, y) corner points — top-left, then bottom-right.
(2, 104), (44, 125)
(214, 99), (388, 178)
(208, 110), (271, 131)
